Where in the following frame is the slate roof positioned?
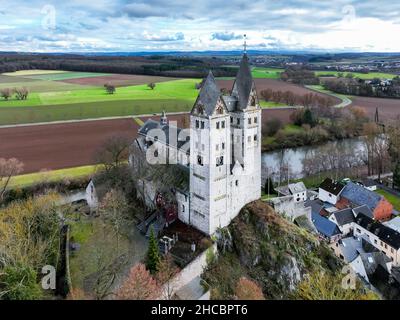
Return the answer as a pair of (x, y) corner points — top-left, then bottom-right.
(342, 181), (382, 211)
(138, 119), (189, 152)
(311, 212), (341, 238)
(355, 213), (400, 250)
(191, 71), (223, 116)
(339, 237), (364, 262)
(305, 199), (324, 216)
(332, 208), (355, 226)
(289, 182), (307, 194)
(319, 178), (345, 196)
(353, 205), (374, 219)
(232, 53), (254, 110)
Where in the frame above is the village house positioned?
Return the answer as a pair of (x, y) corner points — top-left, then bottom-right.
(354, 213), (400, 267)
(275, 182), (307, 203)
(328, 208), (355, 236)
(318, 178), (345, 205)
(340, 182), (393, 221)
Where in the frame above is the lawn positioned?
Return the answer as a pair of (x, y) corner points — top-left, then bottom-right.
(251, 67), (284, 79)
(0, 78), (199, 107)
(9, 165), (97, 188)
(376, 189), (400, 211)
(282, 124), (305, 134)
(315, 70), (397, 80)
(0, 99), (193, 125)
(260, 100), (287, 108)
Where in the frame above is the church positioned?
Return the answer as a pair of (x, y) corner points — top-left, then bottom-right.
(129, 53), (261, 236)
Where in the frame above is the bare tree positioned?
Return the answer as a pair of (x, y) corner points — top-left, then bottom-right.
(156, 254), (179, 300)
(104, 83), (116, 94)
(14, 87), (29, 100)
(147, 83), (156, 90)
(0, 158), (24, 201)
(94, 135), (131, 171)
(0, 88), (13, 100)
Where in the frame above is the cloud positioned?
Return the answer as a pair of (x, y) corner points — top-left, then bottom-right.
(211, 32), (243, 41)
(1, 1), (400, 52)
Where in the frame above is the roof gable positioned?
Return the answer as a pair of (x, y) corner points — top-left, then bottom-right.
(342, 182), (382, 210)
(312, 212), (341, 237)
(319, 178), (345, 196)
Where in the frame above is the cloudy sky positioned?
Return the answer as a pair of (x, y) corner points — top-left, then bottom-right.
(1, 0), (400, 53)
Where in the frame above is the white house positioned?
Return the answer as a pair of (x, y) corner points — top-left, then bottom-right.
(328, 208), (355, 236)
(275, 182), (307, 203)
(318, 178), (346, 205)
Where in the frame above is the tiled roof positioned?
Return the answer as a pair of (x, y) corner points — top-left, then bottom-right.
(355, 213), (400, 250)
(342, 182), (382, 211)
(319, 178), (345, 196)
(332, 208), (355, 226)
(311, 212), (341, 238)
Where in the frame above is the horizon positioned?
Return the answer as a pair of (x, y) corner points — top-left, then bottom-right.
(1, 1), (400, 53)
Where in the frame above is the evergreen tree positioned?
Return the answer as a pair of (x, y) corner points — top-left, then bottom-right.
(264, 177), (276, 195)
(146, 225), (161, 274)
(303, 108), (316, 127)
(393, 162), (400, 190)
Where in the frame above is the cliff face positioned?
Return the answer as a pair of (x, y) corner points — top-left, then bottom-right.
(202, 200), (370, 300)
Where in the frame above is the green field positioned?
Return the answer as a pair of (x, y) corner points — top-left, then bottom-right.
(9, 165), (97, 188)
(0, 78), (198, 107)
(251, 67), (284, 79)
(315, 70), (398, 80)
(3, 69), (68, 76)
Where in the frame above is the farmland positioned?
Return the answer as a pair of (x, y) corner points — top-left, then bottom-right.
(315, 70), (397, 80)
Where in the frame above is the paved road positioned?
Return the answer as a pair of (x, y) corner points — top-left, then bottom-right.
(306, 85), (353, 108)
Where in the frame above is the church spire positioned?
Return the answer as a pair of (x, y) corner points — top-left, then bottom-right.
(243, 34), (247, 54)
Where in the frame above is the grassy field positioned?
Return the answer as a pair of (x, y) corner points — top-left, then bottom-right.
(315, 70), (397, 80)
(23, 71), (113, 81)
(260, 100), (287, 108)
(252, 67), (284, 79)
(9, 165), (96, 188)
(0, 78), (198, 107)
(376, 189), (400, 211)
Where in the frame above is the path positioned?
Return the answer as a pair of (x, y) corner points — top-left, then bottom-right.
(306, 85), (353, 108)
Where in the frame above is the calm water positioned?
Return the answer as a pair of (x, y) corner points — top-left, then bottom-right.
(261, 137), (367, 181)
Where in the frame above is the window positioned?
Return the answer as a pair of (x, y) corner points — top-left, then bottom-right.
(196, 120), (199, 128)
(254, 134), (257, 141)
(216, 156), (224, 167)
(216, 144), (219, 151)
(248, 118), (251, 125)
(237, 118), (240, 125)
(235, 180), (239, 186)
(216, 121), (220, 129)
(374, 239), (378, 244)
(197, 155), (203, 166)
(222, 142), (225, 150)
(201, 121), (205, 129)
(182, 205), (185, 212)
(221, 121), (225, 128)
(254, 116), (258, 123)
(230, 116), (233, 123)
(356, 228), (361, 233)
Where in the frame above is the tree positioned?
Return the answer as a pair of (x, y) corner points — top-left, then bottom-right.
(235, 277), (265, 300)
(148, 83), (156, 90)
(116, 263), (159, 300)
(104, 83), (116, 94)
(0, 158), (24, 202)
(0, 88), (12, 100)
(263, 118), (283, 136)
(99, 189), (130, 253)
(0, 264), (43, 300)
(303, 108), (317, 127)
(264, 177), (275, 195)
(94, 135), (130, 171)
(156, 254), (179, 300)
(292, 271), (378, 300)
(146, 225), (161, 274)
(393, 162), (400, 190)
(14, 87), (29, 100)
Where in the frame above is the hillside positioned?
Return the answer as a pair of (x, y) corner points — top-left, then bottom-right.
(202, 200), (378, 300)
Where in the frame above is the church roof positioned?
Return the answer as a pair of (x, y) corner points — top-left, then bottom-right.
(232, 53), (254, 110)
(192, 71), (222, 116)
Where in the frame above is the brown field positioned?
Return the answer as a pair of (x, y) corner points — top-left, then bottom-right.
(0, 108), (296, 174)
(59, 74), (180, 87)
(350, 96), (400, 121)
(216, 78), (341, 104)
(0, 119), (138, 173)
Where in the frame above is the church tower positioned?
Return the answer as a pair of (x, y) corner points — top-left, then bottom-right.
(189, 71), (231, 235)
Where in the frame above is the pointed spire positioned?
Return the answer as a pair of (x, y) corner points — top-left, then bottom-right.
(191, 70), (223, 116)
(243, 34), (247, 54)
(232, 52), (254, 110)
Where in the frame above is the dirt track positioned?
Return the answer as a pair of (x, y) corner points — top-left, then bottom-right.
(0, 119), (139, 173)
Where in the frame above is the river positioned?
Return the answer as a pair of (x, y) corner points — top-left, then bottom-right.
(261, 137), (368, 182)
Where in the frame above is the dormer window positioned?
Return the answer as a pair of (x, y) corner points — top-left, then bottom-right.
(216, 105), (224, 115)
